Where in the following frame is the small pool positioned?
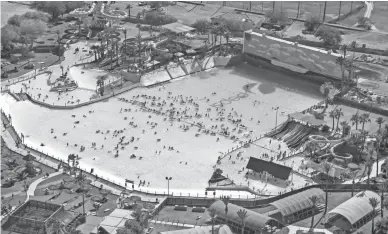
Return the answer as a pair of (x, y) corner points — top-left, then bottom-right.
(68, 65), (120, 90)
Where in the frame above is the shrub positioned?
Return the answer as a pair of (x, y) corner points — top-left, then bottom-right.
(265, 10), (289, 25)
(144, 12), (177, 26)
(304, 15), (321, 31)
(224, 19), (243, 32)
(191, 19), (211, 34)
(314, 26), (342, 47)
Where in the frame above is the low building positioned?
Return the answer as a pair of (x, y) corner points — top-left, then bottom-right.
(246, 157), (293, 184)
(1, 200), (77, 234)
(269, 188), (325, 223)
(326, 190), (381, 232)
(209, 200), (283, 234)
(161, 225), (233, 234)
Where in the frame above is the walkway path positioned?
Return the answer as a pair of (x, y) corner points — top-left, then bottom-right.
(26, 170), (63, 199)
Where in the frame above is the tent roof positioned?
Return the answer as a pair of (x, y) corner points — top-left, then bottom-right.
(161, 225), (233, 234)
(328, 190), (381, 225)
(270, 188), (325, 216)
(246, 157), (292, 180)
(162, 22), (195, 34)
(209, 201), (278, 230)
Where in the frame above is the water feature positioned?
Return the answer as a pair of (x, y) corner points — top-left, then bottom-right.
(68, 65), (120, 90)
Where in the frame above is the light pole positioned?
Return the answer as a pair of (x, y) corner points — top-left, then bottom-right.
(166, 177), (172, 196)
(273, 107), (279, 129)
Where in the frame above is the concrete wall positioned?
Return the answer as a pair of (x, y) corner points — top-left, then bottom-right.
(243, 31), (345, 79)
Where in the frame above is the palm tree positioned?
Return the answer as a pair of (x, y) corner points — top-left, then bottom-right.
(308, 195), (320, 230)
(123, 29), (127, 55)
(351, 111), (360, 130)
(335, 108), (344, 132)
(75, 171), (86, 215)
(320, 82), (334, 107)
(55, 29), (62, 60)
(350, 41), (358, 59)
(360, 112), (371, 132)
(208, 208), (216, 234)
(237, 209), (249, 234)
(376, 117), (386, 130)
(220, 195), (230, 214)
(336, 56), (345, 91)
(369, 197), (379, 234)
(47, 218), (64, 234)
(329, 109), (336, 131)
(340, 120), (349, 136)
(377, 183), (388, 218)
(90, 45), (98, 61)
(365, 156), (374, 187)
(306, 140), (319, 160)
(135, 33), (143, 68)
(322, 161), (332, 214)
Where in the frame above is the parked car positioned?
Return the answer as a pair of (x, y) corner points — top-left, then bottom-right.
(138, 2), (147, 6)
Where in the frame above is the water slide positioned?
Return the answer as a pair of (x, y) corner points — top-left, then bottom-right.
(307, 135), (353, 164)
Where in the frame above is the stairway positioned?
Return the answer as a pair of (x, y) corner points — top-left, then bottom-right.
(178, 61), (189, 75)
(164, 66), (173, 80)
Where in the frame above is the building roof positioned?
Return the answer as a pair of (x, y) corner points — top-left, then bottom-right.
(162, 22), (195, 34)
(288, 112), (326, 126)
(161, 225), (233, 234)
(209, 200), (278, 230)
(270, 188), (325, 216)
(328, 190), (381, 225)
(246, 157), (292, 180)
(246, 31), (343, 58)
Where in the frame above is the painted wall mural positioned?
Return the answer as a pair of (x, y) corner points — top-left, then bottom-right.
(243, 32), (343, 79)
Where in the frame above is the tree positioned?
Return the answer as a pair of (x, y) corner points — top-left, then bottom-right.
(376, 117), (386, 130)
(75, 171), (86, 215)
(305, 140), (320, 160)
(237, 209), (249, 234)
(377, 183), (388, 218)
(340, 121), (349, 135)
(304, 15), (321, 31)
(360, 112), (371, 132)
(100, 189), (111, 202)
(334, 108), (344, 132)
(357, 16), (373, 30)
(7, 15), (21, 27)
(192, 19), (211, 35)
(46, 218), (64, 234)
(375, 217), (388, 234)
(265, 9), (289, 26)
(351, 112), (360, 130)
(369, 197), (379, 234)
(322, 161), (332, 214)
(329, 109), (336, 131)
(220, 195), (230, 214)
(19, 19), (47, 50)
(320, 82), (335, 107)
(208, 208), (216, 234)
(31, 1), (66, 20)
(308, 195), (320, 230)
(314, 26), (342, 47)
(55, 29), (63, 59)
